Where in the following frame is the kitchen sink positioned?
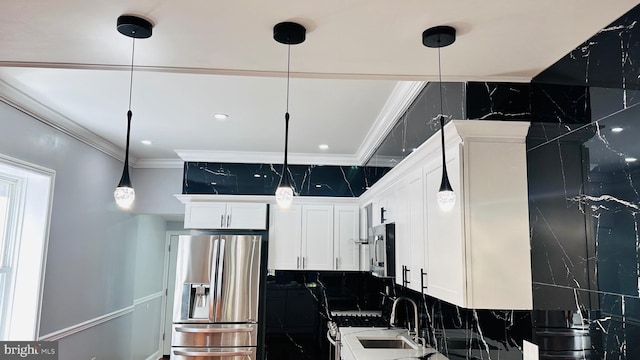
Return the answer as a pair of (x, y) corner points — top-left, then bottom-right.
(358, 338), (416, 349)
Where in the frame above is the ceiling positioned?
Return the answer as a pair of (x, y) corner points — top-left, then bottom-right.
(0, 1), (638, 167)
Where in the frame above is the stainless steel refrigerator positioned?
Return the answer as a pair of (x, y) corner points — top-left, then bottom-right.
(171, 234), (263, 360)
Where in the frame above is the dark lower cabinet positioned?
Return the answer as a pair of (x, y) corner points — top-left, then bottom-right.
(265, 285), (325, 360)
(266, 286), (319, 335)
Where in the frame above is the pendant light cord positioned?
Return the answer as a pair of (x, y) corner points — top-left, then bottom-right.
(286, 43), (290, 115)
(128, 38), (136, 111)
(438, 45), (446, 168)
(124, 37), (136, 169)
(283, 43), (291, 180)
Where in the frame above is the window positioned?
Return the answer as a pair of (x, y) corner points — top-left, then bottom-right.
(0, 155), (54, 340)
(0, 176), (18, 338)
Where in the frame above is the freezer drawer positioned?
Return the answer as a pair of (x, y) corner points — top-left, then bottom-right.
(172, 323), (257, 347)
(171, 347), (255, 360)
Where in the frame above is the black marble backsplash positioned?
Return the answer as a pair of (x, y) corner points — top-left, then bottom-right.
(183, 162), (390, 197)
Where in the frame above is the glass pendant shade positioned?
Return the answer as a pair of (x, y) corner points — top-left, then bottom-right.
(437, 165), (455, 211)
(275, 185), (294, 208)
(437, 190), (456, 212)
(114, 185), (135, 209)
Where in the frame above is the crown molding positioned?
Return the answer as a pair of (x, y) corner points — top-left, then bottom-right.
(133, 159), (184, 169)
(0, 61), (533, 82)
(175, 150), (359, 166)
(0, 79), (134, 164)
(355, 81), (426, 165)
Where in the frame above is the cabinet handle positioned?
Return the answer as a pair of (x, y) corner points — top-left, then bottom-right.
(381, 207), (386, 223)
(297, 257), (300, 269)
(227, 214), (231, 227)
(335, 257), (339, 269)
(220, 215), (224, 227)
(421, 268), (428, 293)
(302, 257), (306, 269)
(402, 265), (411, 287)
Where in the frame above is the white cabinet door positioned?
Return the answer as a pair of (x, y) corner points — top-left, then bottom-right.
(268, 205), (302, 270)
(226, 203), (267, 230)
(425, 149), (465, 307)
(393, 182), (410, 287)
(407, 168), (425, 293)
(334, 205), (359, 271)
(302, 205), (334, 270)
(184, 202), (267, 229)
(184, 202), (227, 229)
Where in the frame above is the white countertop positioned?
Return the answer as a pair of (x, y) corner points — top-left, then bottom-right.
(339, 327), (449, 360)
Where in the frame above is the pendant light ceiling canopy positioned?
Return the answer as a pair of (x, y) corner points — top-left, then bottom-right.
(422, 25), (457, 212)
(113, 15), (153, 210)
(273, 21), (306, 209)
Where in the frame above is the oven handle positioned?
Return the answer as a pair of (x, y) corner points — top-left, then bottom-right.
(173, 349), (253, 357)
(174, 325), (253, 333)
(326, 329), (337, 346)
(326, 329), (341, 360)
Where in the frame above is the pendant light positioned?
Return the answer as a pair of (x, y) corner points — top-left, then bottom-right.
(423, 26), (456, 212)
(273, 22), (306, 208)
(113, 15), (153, 210)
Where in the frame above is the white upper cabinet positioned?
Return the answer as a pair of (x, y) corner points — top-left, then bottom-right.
(425, 121), (532, 309)
(302, 205), (335, 270)
(371, 189), (396, 227)
(184, 202), (267, 230)
(425, 150), (465, 305)
(268, 205), (303, 270)
(360, 120), (532, 310)
(406, 168), (426, 293)
(393, 182), (411, 288)
(268, 200), (360, 271)
(334, 205), (360, 271)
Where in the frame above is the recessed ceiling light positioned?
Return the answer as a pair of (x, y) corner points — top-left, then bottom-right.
(254, 174), (261, 178)
(625, 157), (637, 163)
(611, 127), (624, 133)
(318, 144), (329, 150)
(214, 113), (229, 120)
(315, 184), (322, 188)
(210, 182), (217, 185)
(141, 140), (152, 145)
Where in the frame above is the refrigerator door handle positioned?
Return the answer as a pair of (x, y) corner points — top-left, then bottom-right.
(209, 237), (220, 321)
(214, 238), (226, 321)
(174, 325), (254, 333)
(173, 349), (253, 357)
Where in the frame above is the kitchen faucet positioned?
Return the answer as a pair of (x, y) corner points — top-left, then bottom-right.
(390, 296), (425, 347)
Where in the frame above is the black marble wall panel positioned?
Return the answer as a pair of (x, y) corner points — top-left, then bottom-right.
(526, 88), (640, 357)
(522, 5), (640, 359)
(365, 82), (465, 167)
(530, 83), (591, 125)
(534, 4), (640, 90)
(466, 82), (531, 121)
(183, 162), (390, 197)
